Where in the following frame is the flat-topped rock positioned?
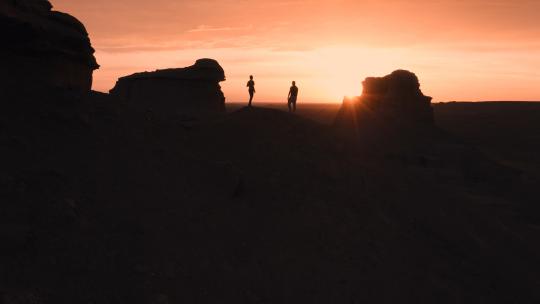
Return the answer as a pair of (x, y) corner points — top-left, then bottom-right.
(334, 70), (434, 134)
(361, 70), (433, 123)
(110, 59), (227, 120)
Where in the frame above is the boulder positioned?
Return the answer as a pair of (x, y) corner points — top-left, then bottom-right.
(0, 0), (99, 93)
(110, 59), (226, 119)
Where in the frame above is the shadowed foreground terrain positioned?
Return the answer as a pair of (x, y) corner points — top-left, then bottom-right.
(2, 91), (540, 303)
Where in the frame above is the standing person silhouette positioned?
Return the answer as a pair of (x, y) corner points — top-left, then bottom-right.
(288, 81), (298, 112)
(247, 75), (255, 107)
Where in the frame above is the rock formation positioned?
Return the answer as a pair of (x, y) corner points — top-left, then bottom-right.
(110, 59), (226, 119)
(334, 70), (433, 132)
(0, 0), (99, 93)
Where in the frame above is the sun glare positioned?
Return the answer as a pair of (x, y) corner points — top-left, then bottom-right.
(306, 48), (366, 101)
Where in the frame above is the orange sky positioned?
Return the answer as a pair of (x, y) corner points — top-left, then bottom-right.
(53, 0), (540, 103)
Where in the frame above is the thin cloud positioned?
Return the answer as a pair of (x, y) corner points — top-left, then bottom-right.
(187, 24), (253, 33)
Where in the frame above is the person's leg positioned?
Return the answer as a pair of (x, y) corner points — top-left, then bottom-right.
(293, 100), (297, 112)
(288, 99), (292, 112)
(249, 92), (253, 106)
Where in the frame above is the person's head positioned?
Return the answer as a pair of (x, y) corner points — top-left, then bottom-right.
(292, 81), (296, 86)
(250, 75), (253, 80)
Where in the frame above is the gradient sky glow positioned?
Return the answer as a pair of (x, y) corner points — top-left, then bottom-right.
(54, 0), (540, 102)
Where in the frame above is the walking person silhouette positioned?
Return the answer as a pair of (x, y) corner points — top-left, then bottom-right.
(247, 75), (255, 107)
(288, 81), (298, 112)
